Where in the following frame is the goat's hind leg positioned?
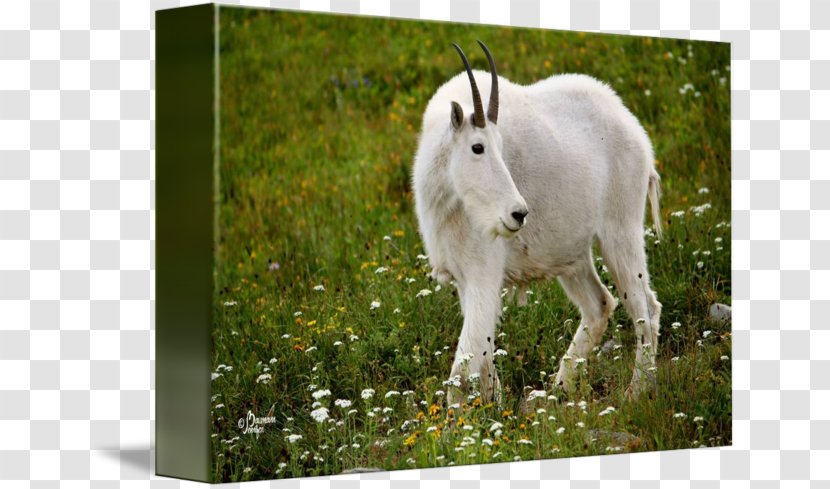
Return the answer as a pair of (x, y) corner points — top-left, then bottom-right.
(599, 232), (662, 399)
(553, 257), (616, 392)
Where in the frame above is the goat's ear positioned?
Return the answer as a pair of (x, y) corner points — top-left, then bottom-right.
(450, 101), (464, 130)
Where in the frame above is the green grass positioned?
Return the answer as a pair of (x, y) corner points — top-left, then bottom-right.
(211, 7), (731, 482)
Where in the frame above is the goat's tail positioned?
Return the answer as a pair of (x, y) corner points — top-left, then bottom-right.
(648, 170), (663, 239)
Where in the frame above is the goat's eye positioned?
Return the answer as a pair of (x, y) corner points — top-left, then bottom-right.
(472, 143), (484, 155)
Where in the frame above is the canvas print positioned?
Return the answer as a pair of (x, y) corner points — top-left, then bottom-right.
(158, 5), (731, 483)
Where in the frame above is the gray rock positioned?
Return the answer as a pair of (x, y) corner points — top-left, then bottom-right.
(601, 339), (618, 354)
(708, 303), (731, 322)
(340, 467), (383, 474)
(586, 429), (641, 449)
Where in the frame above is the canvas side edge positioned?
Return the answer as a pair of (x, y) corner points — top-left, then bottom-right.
(154, 3), (216, 483)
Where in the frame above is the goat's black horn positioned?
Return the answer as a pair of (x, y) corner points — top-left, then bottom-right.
(477, 40), (498, 124)
(452, 43), (486, 128)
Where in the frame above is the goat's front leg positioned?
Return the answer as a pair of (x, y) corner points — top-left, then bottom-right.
(447, 279), (503, 406)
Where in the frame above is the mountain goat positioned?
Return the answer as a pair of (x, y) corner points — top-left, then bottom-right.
(412, 41), (663, 403)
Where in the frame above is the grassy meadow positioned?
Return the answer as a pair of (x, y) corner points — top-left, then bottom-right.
(211, 7), (731, 482)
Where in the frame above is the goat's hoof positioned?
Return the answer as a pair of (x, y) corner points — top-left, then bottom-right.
(446, 380), (467, 407)
(518, 386), (550, 415)
(490, 374), (503, 407)
(625, 370), (657, 401)
(553, 368), (575, 395)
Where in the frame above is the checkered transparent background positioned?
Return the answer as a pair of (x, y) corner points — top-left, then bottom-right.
(0, 0), (827, 486)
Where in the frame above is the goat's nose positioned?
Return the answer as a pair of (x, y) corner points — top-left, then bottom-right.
(511, 208), (528, 226)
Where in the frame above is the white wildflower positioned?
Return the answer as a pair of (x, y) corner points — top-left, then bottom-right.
(370, 300), (381, 310)
(310, 407), (329, 423)
(312, 389), (331, 400)
(256, 373), (272, 384)
(313, 285), (325, 292)
(690, 203), (712, 216)
(526, 390), (547, 401)
(334, 399), (352, 409)
(416, 289), (432, 298)
(361, 388), (375, 400)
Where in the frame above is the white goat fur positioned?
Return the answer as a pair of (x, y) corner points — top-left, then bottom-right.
(413, 68), (663, 402)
